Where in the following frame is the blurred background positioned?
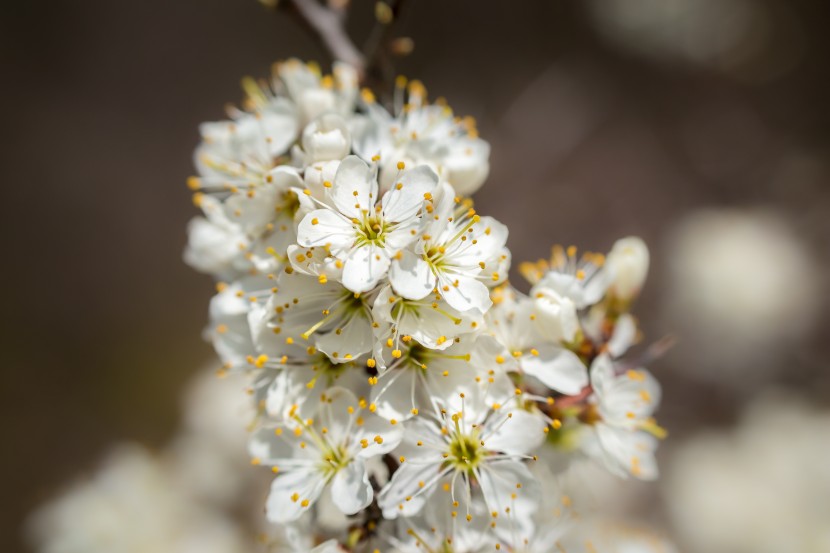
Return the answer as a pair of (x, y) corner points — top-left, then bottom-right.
(2, 0), (829, 551)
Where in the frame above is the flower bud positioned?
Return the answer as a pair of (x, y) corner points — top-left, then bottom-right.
(606, 236), (649, 301)
(301, 114), (351, 164)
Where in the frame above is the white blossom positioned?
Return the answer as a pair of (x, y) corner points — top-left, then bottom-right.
(389, 182), (509, 314)
(180, 57), (667, 552)
(297, 155), (439, 293)
(250, 387), (402, 522)
(485, 285), (588, 396)
(351, 83), (490, 196)
(582, 354), (662, 480)
(378, 393), (546, 532)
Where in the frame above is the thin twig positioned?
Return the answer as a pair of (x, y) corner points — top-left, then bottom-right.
(278, 0), (412, 98)
(362, 0), (412, 102)
(288, 0), (366, 74)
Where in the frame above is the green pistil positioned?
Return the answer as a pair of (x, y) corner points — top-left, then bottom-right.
(320, 443), (350, 477)
(275, 190), (300, 218)
(355, 213), (391, 247)
(445, 433), (482, 474)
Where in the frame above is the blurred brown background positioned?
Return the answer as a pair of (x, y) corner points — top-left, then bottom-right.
(2, 0), (829, 551)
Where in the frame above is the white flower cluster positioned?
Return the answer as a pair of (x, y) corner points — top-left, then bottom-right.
(185, 59), (665, 552)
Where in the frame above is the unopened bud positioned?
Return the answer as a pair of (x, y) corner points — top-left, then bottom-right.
(606, 236), (649, 301)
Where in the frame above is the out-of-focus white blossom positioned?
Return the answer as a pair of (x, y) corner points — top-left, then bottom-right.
(586, 0), (763, 70)
(665, 393), (830, 553)
(664, 208), (821, 381)
(26, 445), (249, 553)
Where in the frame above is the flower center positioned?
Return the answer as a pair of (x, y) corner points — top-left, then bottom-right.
(355, 213), (390, 247)
(445, 432), (482, 473)
(301, 289), (369, 340)
(320, 443), (350, 477)
(305, 354), (353, 389)
(276, 190), (299, 218)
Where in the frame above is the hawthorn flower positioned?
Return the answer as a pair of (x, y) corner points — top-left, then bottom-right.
(377, 394), (545, 528)
(485, 286), (588, 396)
(185, 166), (304, 278)
(296, 155), (439, 293)
(524, 245), (610, 343)
(263, 352), (367, 422)
(253, 269), (376, 363)
(369, 334), (512, 422)
(250, 387), (402, 523)
(388, 493), (499, 553)
(352, 80), (490, 196)
(371, 285), (482, 351)
(193, 106), (297, 191)
(389, 182), (509, 314)
(184, 195), (251, 279)
(582, 354), (662, 480)
(203, 276), (270, 370)
(276, 59), (358, 127)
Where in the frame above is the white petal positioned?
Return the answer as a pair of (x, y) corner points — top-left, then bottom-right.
(439, 273), (492, 314)
(593, 425), (659, 481)
(369, 368), (419, 421)
(315, 310), (374, 362)
(354, 414), (404, 457)
(389, 249), (436, 300)
(381, 165), (439, 222)
(301, 113), (351, 163)
(477, 460), (540, 533)
(265, 370), (304, 419)
(378, 459), (444, 519)
(297, 209), (354, 252)
(266, 467), (326, 523)
(331, 156), (377, 219)
(484, 408), (547, 455)
(248, 426), (294, 461)
(443, 137), (490, 196)
(316, 386), (359, 445)
(521, 345), (588, 395)
(342, 244), (391, 293)
(588, 353), (616, 396)
(184, 215), (246, 278)
(607, 313), (637, 358)
(530, 289), (579, 343)
(331, 459), (373, 515)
